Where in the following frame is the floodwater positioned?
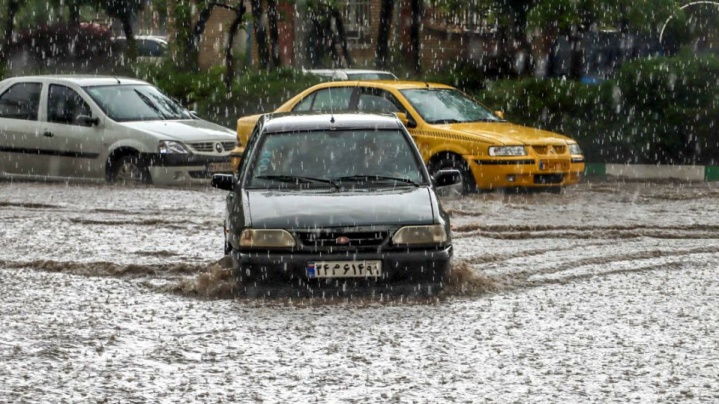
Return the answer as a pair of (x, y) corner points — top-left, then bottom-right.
(1, 180), (719, 402)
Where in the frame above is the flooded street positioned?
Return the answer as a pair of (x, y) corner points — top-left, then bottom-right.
(2, 180), (719, 402)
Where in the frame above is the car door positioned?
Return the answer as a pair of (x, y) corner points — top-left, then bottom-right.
(0, 81), (49, 177)
(356, 87), (403, 115)
(43, 83), (105, 179)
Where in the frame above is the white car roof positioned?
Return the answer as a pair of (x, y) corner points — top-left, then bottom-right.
(304, 69), (398, 79)
(0, 75), (150, 87)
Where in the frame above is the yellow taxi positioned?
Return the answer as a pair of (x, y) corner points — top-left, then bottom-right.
(230, 81), (585, 193)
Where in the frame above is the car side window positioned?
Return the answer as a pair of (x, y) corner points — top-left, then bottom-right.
(307, 87), (353, 112)
(139, 40), (165, 57)
(293, 94), (315, 112)
(357, 88), (402, 113)
(0, 82), (42, 121)
(48, 84), (93, 126)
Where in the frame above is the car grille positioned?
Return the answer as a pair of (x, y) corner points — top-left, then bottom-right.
(534, 174), (564, 184)
(187, 141), (236, 153)
(295, 230), (388, 251)
(532, 145), (566, 155)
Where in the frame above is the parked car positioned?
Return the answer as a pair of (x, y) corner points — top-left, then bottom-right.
(0, 75), (236, 185)
(111, 35), (168, 64)
(231, 81), (585, 193)
(212, 112), (460, 296)
(304, 68), (398, 81)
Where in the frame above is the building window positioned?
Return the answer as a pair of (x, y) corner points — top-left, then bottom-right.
(342, 0), (372, 44)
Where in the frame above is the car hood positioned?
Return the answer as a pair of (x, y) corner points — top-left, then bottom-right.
(120, 119), (235, 142)
(245, 187), (436, 228)
(444, 122), (573, 146)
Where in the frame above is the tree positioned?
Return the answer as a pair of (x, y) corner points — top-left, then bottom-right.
(267, 0), (281, 69)
(409, 0), (422, 74)
(0, 0), (25, 74)
(305, 0), (352, 68)
(376, 0), (393, 70)
(529, 0), (683, 79)
(495, 0), (536, 76)
(101, 0), (146, 63)
(214, 1), (248, 85)
(251, 0), (270, 69)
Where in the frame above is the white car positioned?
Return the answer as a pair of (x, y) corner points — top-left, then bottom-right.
(304, 69), (398, 81)
(112, 35), (168, 64)
(0, 75), (237, 185)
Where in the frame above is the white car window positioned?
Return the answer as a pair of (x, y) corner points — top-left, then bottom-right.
(0, 83), (42, 121)
(48, 85), (93, 126)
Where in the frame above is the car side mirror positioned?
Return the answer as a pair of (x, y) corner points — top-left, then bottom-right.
(494, 111), (505, 120)
(394, 112), (417, 128)
(77, 115), (100, 126)
(189, 110), (200, 119)
(211, 174), (236, 191)
(433, 169), (462, 187)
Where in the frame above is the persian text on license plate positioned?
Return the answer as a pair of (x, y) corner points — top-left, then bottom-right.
(207, 162), (234, 173)
(307, 260), (382, 278)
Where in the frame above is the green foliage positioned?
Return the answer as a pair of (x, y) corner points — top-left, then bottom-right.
(476, 54), (719, 165)
(134, 63), (324, 128)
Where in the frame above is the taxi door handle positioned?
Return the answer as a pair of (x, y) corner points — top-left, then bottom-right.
(43, 131), (54, 138)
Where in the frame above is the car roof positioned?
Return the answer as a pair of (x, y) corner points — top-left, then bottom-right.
(304, 80), (455, 91)
(0, 75), (150, 87)
(304, 68), (398, 79)
(261, 113), (403, 134)
(113, 35), (168, 42)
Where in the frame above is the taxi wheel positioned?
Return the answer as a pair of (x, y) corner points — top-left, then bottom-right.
(430, 154), (476, 194)
(110, 155), (151, 185)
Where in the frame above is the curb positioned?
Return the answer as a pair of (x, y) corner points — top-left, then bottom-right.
(585, 163), (719, 182)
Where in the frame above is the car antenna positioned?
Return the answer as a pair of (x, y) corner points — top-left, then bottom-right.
(425, 82), (430, 88)
(114, 76), (121, 84)
(329, 85), (335, 124)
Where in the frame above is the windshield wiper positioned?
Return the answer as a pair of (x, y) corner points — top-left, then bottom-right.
(428, 118), (462, 124)
(254, 175), (337, 187)
(134, 89), (167, 120)
(333, 175), (419, 187)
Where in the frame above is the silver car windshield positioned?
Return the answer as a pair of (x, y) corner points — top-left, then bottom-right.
(84, 84), (192, 122)
(400, 88), (502, 124)
(246, 129), (428, 189)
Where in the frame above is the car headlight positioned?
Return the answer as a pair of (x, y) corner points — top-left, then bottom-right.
(392, 225), (448, 245)
(568, 143), (583, 155)
(158, 140), (189, 154)
(488, 145), (526, 156)
(239, 229), (295, 248)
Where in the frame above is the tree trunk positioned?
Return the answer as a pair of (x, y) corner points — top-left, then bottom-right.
(376, 0), (393, 70)
(224, 4), (247, 87)
(68, 1), (81, 28)
(267, 0), (280, 69)
(251, 0), (269, 70)
(331, 7), (352, 67)
(568, 30), (584, 80)
(1, 0), (21, 69)
(409, 0), (422, 75)
(120, 14), (137, 64)
(192, 4), (216, 66)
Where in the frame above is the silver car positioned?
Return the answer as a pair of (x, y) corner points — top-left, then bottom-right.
(0, 75), (237, 185)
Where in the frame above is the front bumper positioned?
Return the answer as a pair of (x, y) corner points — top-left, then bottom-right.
(469, 155), (585, 189)
(230, 246), (453, 290)
(140, 152), (233, 186)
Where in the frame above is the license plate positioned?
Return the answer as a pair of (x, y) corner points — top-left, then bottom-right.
(539, 160), (569, 171)
(207, 162), (234, 173)
(307, 260), (382, 278)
